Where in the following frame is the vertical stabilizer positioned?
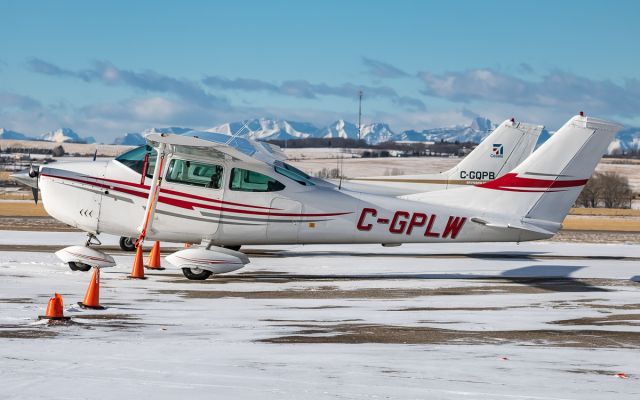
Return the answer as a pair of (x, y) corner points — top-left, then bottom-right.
(405, 114), (621, 233)
(444, 119), (543, 182)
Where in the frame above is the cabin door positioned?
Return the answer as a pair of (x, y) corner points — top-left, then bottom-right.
(267, 197), (302, 243)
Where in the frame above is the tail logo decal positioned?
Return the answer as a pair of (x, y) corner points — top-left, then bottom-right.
(491, 143), (504, 158)
(478, 173), (588, 192)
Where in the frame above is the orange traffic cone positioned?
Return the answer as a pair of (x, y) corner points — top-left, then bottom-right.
(145, 241), (164, 270)
(39, 292), (70, 321)
(130, 245), (147, 279)
(78, 267), (105, 310)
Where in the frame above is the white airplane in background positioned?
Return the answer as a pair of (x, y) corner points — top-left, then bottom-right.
(12, 114), (619, 280)
(340, 119), (543, 196)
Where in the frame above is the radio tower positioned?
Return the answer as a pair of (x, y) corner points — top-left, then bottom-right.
(357, 90), (363, 141)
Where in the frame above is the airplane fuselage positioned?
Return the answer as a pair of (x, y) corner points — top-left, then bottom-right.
(38, 153), (547, 247)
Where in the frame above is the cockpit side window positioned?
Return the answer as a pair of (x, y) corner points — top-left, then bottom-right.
(115, 146), (157, 177)
(277, 161), (312, 179)
(273, 161), (314, 186)
(166, 159), (224, 189)
(229, 168), (285, 192)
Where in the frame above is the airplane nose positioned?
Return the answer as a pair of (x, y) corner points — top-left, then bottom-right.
(10, 170), (38, 189)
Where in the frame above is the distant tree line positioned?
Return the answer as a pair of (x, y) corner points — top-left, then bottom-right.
(1, 145), (65, 157)
(576, 172), (634, 209)
(267, 138), (475, 157)
(314, 167), (342, 179)
(605, 145), (640, 159)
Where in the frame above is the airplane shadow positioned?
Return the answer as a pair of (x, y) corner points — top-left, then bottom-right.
(498, 265), (608, 292)
(234, 265), (609, 293)
(246, 249), (630, 261)
(246, 249), (550, 260)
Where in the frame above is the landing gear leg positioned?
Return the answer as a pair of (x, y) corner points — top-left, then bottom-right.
(66, 233), (102, 272)
(85, 233), (102, 247)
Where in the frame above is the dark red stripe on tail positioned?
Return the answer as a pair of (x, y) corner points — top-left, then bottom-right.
(478, 173), (588, 192)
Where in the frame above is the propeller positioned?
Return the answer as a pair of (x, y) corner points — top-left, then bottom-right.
(28, 164), (40, 205)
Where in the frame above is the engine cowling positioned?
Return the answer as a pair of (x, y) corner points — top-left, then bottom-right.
(166, 248), (247, 274)
(55, 245), (116, 268)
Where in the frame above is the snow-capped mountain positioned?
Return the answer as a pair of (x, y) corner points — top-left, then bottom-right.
(470, 117), (493, 132)
(142, 126), (194, 136)
(111, 127), (193, 146)
(4, 116), (639, 155)
(113, 133), (146, 146)
(40, 128), (94, 143)
(0, 128), (34, 140)
(316, 120), (359, 140)
(206, 119), (396, 144)
(607, 127), (640, 154)
(207, 118), (315, 141)
(360, 123), (395, 144)
(392, 117), (498, 144)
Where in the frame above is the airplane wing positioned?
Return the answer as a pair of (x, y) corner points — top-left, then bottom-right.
(145, 130), (286, 164)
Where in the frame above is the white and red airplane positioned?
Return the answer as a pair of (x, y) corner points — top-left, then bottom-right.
(12, 114), (619, 280)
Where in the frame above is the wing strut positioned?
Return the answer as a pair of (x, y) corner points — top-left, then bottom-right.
(135, 142), (167, 247)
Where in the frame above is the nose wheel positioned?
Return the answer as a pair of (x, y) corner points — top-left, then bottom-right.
(181, 267), (212, 280)
(68, 261), (92, 272)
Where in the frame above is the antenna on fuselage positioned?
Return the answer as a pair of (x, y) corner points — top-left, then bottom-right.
(358, 90), (363, 141)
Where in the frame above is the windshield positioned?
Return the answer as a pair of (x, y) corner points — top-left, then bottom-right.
(115, 146), (157, 177)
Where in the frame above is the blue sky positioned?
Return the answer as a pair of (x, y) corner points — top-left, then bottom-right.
(1, 0), (639, 141)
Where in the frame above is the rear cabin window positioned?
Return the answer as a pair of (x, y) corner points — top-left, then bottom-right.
(115, 146), (157, 177)
(229, 168), (285, 192)
(166, 159), (224, 189)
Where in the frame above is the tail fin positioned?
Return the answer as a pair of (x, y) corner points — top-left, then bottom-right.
(445, 119), (543, 181)
(407, 114), (621, 234)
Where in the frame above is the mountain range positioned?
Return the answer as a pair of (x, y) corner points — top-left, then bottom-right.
(2, 117), (639, 154)
(205, 117), (500, 145)
(0, 127), (95, 144)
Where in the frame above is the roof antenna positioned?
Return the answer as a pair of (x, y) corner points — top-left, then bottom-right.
(338, 153), (344, 190)
(225, 119), (252, 145)
(357, 90), (363, 141)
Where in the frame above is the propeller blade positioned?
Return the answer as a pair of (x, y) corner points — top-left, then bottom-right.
(31, 187), (39, 205)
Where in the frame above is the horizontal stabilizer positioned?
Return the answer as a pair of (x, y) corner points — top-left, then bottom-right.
(470, 217), (559, 236)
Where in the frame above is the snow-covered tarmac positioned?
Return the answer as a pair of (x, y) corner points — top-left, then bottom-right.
(0, 231), (638, 399)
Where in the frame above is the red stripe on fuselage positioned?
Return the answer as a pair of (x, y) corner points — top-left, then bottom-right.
(93, 176), (275, 210)
(477, 173), (588, 192)
(41, 173), (351, 218)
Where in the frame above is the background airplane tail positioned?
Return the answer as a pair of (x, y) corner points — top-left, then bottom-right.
(445, 119), (543, 181)
(407, 114), (621, 234)
(347, 118), (542, 191)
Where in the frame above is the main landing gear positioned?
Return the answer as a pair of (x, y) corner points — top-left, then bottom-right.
(119, 237), (137, 252)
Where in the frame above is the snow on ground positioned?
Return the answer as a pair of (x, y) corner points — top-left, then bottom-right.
(0, 230), (639, 399)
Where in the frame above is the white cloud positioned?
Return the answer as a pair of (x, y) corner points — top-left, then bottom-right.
(418, 68), (640, 118)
